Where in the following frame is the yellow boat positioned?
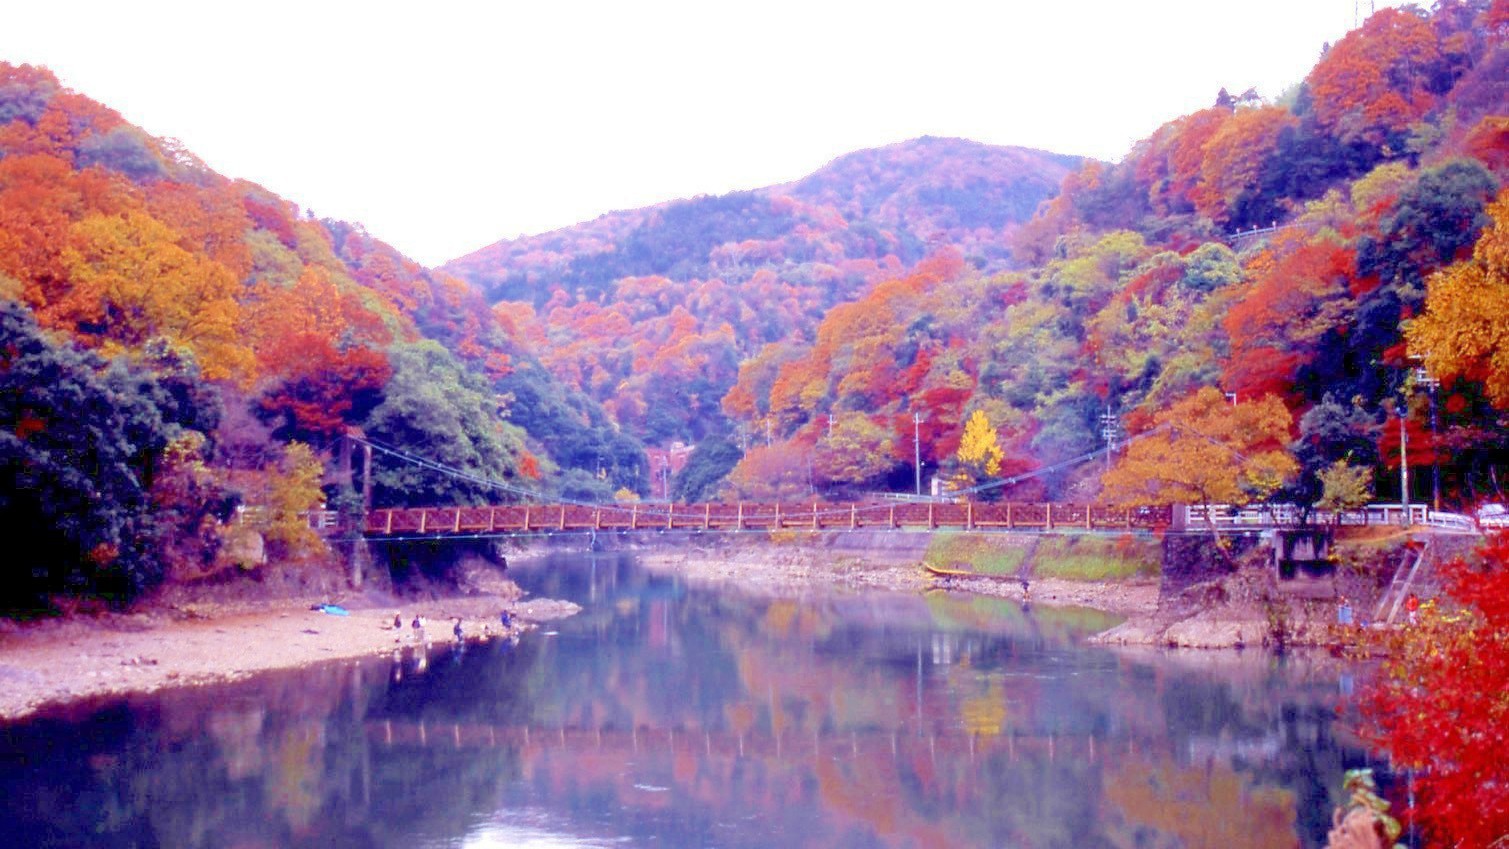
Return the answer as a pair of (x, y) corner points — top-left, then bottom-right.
(922, 561), (982, 579)
(922, 561), (1024, 583)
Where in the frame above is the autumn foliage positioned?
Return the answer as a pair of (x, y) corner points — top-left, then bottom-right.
(1100, 388), (1297, 509)
(1360, 537), (1509, 847)
(0, 62), (643, 601)
(1407, 188), (1509, 406)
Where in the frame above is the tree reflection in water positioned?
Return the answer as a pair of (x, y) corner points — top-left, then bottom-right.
(0, 551), (1382, 848)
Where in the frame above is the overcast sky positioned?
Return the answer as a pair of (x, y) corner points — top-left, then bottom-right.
(2, 1), (1404, 266)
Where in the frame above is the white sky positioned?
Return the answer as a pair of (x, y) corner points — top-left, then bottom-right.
(2, 1), (1406, 267)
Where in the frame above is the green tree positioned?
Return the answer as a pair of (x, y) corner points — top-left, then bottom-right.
(672, 436), (742, 503)
(1315, 460), (1374, 516)
(0, 301), (202, 606)
(1289, 393), (1382, 506)
(361, 341), (529, 507)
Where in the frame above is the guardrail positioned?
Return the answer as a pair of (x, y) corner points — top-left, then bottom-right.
(1182, 503), (1479, 532)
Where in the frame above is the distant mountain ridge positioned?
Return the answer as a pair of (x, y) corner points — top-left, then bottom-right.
(441, 137), (1084, 444)
(782, 137), (1084, 256)
(444, 137), (1082, 303)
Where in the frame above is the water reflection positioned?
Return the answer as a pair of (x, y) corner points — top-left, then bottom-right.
(0, 551), (1381, 848)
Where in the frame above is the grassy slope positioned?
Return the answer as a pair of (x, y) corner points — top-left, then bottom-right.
(926, 531), (1162, 581)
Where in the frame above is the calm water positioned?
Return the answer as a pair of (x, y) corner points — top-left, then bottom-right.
(0, 552), (1383, 848)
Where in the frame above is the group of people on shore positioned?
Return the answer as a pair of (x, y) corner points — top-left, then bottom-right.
(1335, 592), (1425, 630)
(391, 609), (516, 645)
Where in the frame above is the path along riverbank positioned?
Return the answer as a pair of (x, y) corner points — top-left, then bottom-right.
(0, 591), (579, 722)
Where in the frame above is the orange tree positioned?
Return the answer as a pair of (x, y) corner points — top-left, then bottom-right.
(1101, 387), (1297, 525)
(1359, 536), (1509, 847)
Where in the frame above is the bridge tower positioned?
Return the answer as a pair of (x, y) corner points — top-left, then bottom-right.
(338, 433), (375, 588)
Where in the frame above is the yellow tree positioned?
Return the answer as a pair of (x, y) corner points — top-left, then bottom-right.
(1101, 387), (1297, 517)
(954, 409), (1003, 490)
(260, 441), (327, 560)
(1406, 189), (1509, 407)
(56, 209), (252, 380)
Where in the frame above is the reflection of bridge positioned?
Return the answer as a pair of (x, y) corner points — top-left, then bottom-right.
(365, 720), (1151, 765)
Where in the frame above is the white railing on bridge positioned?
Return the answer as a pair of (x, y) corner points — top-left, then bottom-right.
(1181, 503), (1478, 532)
(234, 505), (339, 530)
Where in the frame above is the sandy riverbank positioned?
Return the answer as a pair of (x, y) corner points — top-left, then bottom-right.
(0, 592), (579, 722)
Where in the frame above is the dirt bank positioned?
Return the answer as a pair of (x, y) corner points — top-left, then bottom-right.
(0, 590), (579, 723)
(637, 544), (1160, 616)
(630, 538), (1384, 651)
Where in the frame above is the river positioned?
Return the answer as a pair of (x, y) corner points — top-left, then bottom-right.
(0, 551), (1384, 847)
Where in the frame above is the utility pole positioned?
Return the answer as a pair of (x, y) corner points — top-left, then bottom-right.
(1400, 398), (1411, 526)
(1415, 366), (1441, 512)
(1099, 405), (1119, 472)
(913, 412), (923, 496)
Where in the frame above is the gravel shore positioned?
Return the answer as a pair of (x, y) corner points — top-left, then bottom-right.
(0, 593), (579, 722)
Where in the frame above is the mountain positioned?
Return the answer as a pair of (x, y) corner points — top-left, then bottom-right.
(442, 137), (1083, 444)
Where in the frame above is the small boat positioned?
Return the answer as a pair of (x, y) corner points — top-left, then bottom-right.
(922, 561), (982, 579)
(921, 561), (1022, 582)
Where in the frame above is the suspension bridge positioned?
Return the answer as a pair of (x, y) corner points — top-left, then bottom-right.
(325, 436), (1483, 543)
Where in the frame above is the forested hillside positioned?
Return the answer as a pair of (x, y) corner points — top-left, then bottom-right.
(3, 1), (1507, 607)
(704, 2), (1509, 505)
(0, 63), (643, 606)
(443, 137), (1081, 444)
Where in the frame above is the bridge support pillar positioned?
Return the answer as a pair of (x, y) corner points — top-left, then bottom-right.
(348, 537), (371, 589)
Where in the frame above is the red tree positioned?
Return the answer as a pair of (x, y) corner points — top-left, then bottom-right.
(1360, 537), (1509, 847)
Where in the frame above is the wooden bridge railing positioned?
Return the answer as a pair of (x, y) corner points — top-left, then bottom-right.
(309, 501), (1485, 538)
(360, 501), (1177, 538)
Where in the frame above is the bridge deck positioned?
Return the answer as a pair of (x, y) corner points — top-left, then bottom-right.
(360, 501), (1175, 537)
(348, 501), (1475, 539)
